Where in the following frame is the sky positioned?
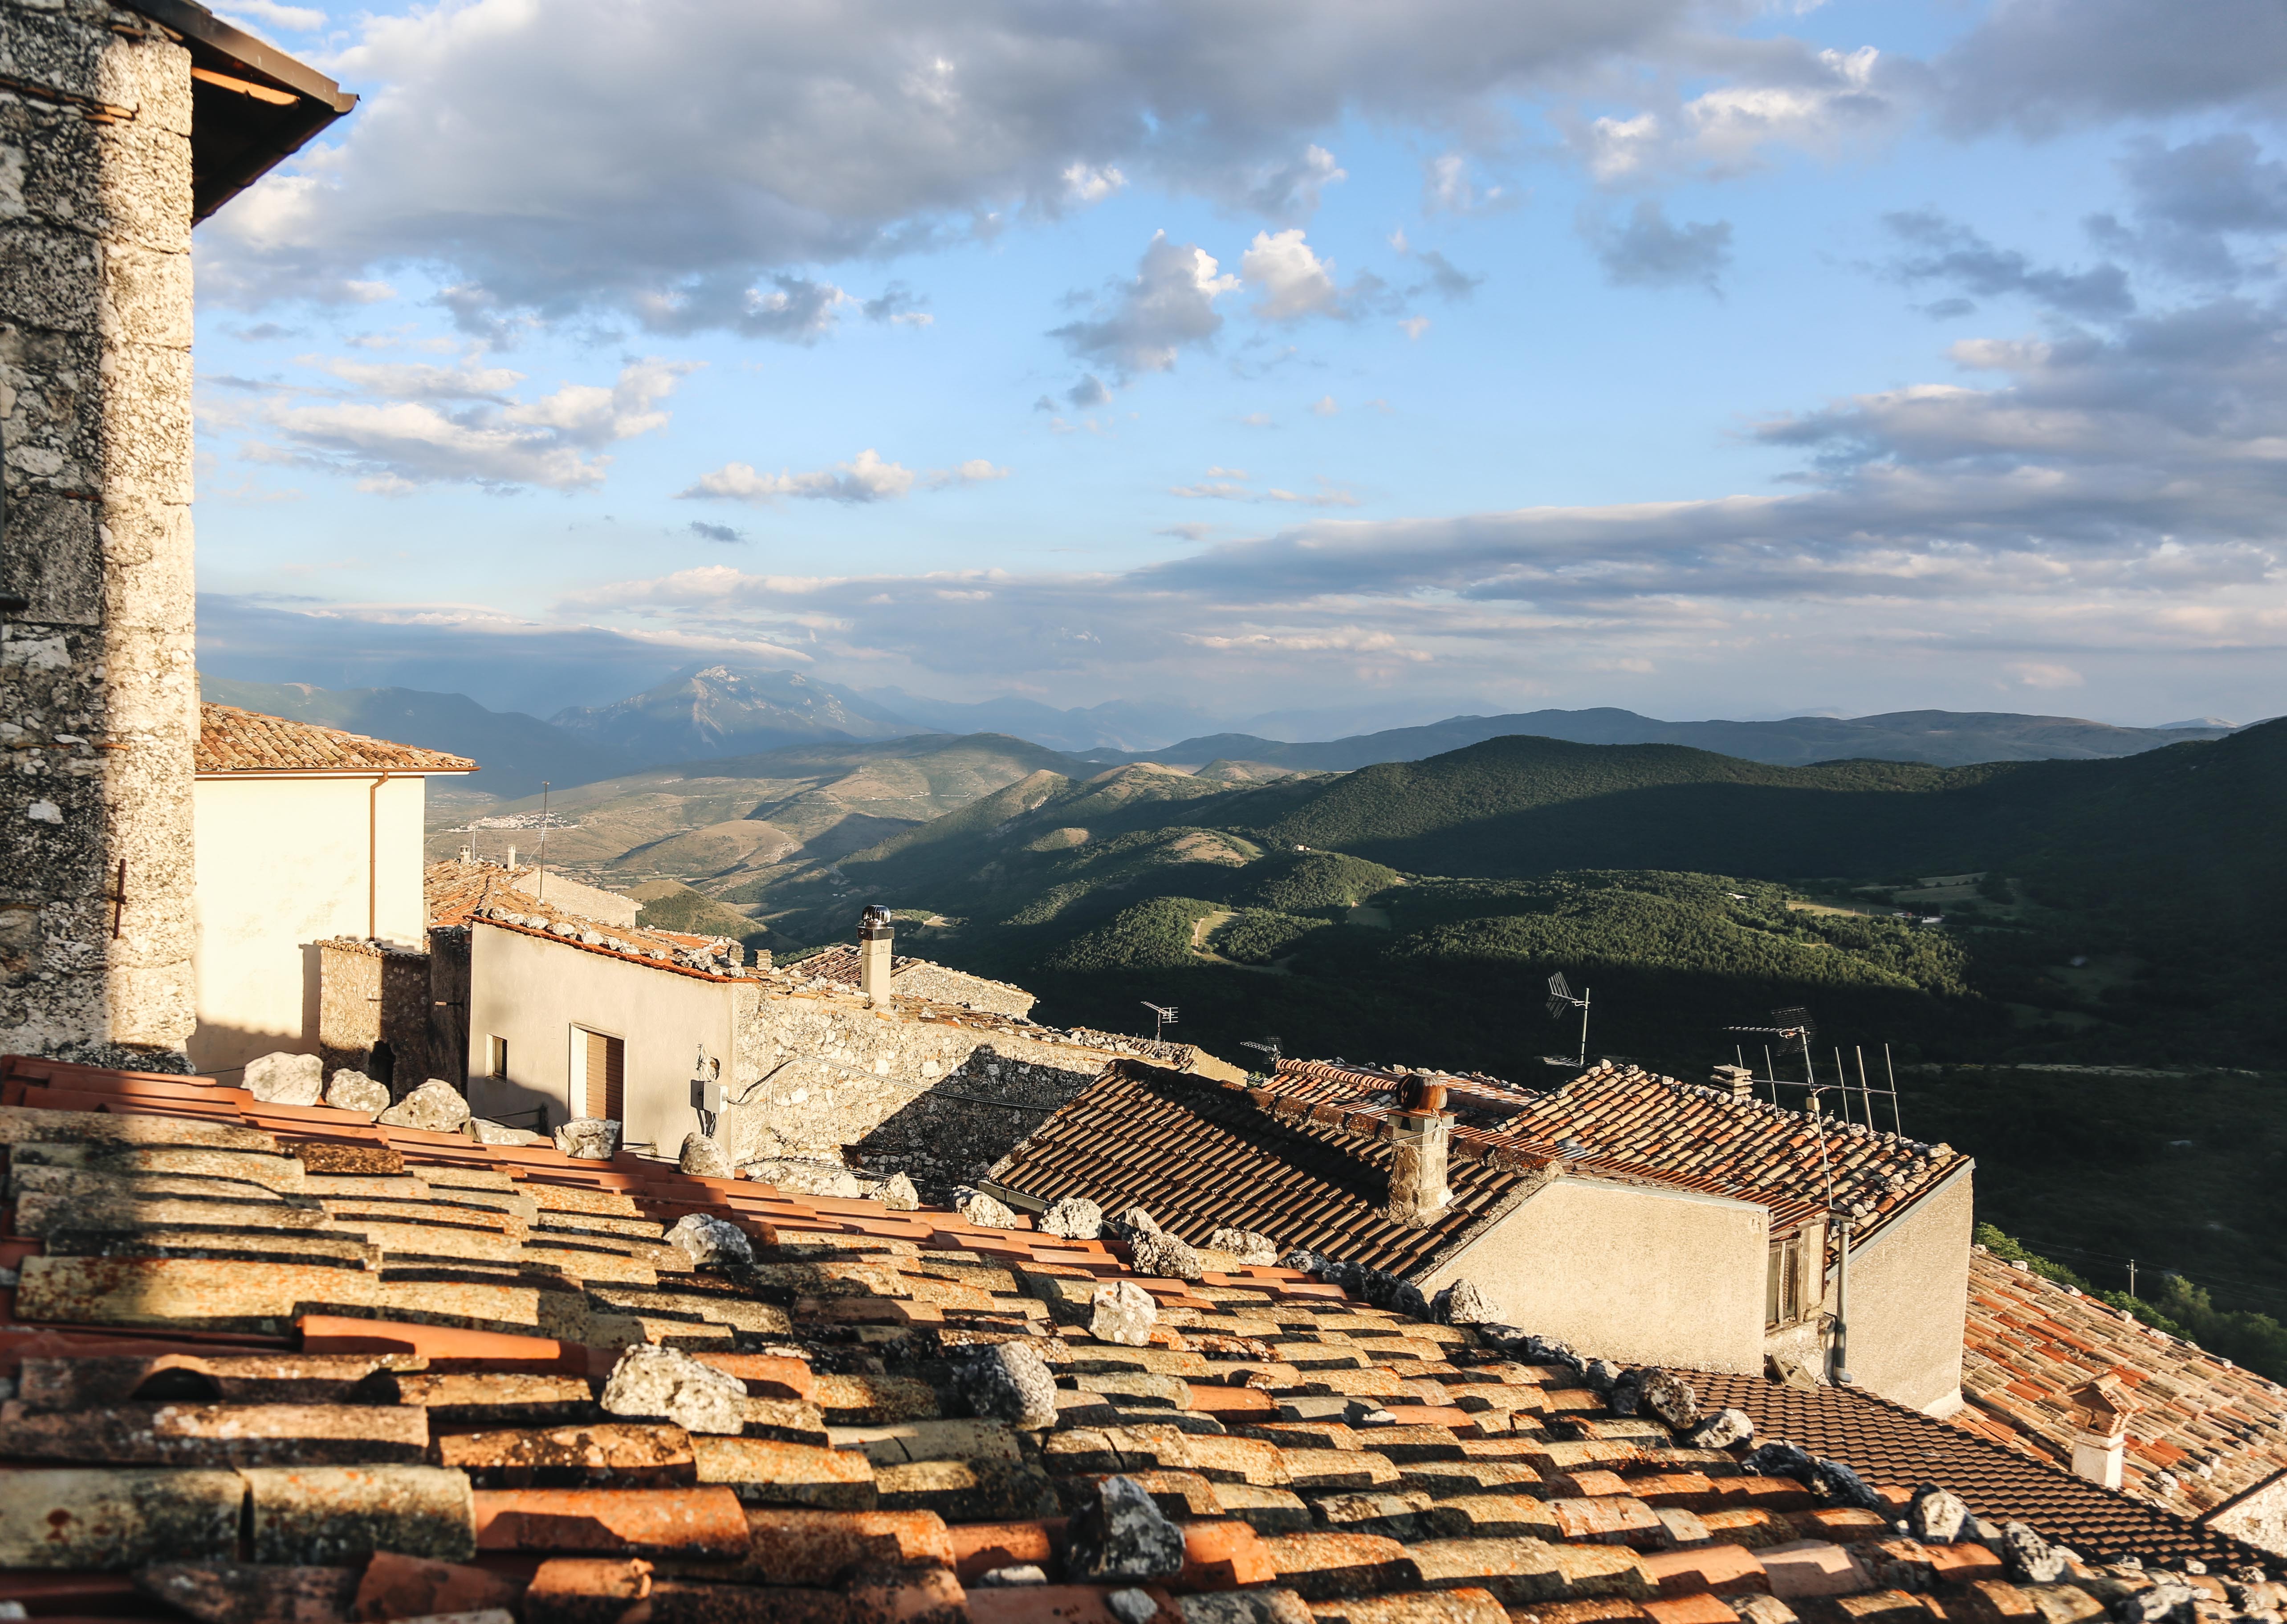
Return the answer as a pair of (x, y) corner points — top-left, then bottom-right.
(191, 0), (2287, 729)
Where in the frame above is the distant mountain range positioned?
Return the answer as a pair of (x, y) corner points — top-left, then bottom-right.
(550, 666), (923, 762)
(203, 662), (2252, 798)
(1075, 707), (2240, 771)
(198, 676), (640, 799)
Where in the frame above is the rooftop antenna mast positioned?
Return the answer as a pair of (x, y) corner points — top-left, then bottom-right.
(1241, 1036), (1282, 1075)
(1544, 971), (1591, 1069)
(1141, 1001), (1178, 1044)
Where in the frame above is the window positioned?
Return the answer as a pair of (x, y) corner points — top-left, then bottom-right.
(581, 1029), (624, 1122)
(487, 1035), (509, 1079)
(1766, 1234), (1804, 1328)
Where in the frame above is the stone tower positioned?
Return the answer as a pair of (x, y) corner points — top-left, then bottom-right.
(0, 0), (350, 1064)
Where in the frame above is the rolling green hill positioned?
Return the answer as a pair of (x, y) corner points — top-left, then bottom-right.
(734, 719), (2286, 1073)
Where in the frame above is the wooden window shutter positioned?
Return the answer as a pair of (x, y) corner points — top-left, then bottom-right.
(584, 1031), (625, 1121)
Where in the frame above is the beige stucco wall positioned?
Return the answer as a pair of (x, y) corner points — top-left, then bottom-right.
(466, 922), (745, 1149)
(1835, 1162), (1974, 1414)
(188, 774), (429, 1073)
(1418, 1175), (1769, 1373)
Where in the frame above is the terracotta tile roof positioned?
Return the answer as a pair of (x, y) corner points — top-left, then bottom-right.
(1260, 1059), (1967, 1240)
(197, 703), (478, 775)
(1693, 1368), (2260, 1568)
(0, 1052), (2271, 1617)
(988, 1060), (1548, 1277)
(992, 1059), (1968, 1285)
(1958, 1249), (2287, 1516)
(426, 861), (752, 982)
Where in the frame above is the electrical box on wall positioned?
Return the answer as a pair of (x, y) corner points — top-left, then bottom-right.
(692, 1077), (726, 1113)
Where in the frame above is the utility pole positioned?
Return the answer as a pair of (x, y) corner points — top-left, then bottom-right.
(2128, 1259), (2137, 1300)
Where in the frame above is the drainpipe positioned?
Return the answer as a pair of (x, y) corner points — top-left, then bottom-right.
(1829, 1215), (1855, 1385)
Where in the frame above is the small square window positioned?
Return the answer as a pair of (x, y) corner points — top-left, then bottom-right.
(487, 1035), (509, 1079)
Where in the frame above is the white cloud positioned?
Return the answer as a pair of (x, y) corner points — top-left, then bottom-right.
(247, 357), (694, 492)
(1243, 230), (1344, 321)
(1400, 316), (1432, 340)
(927, 459), (1013, 488)
(680, 449), (919, 504)
(1062, 163), (1128, 204)
(214, 0), (325, 31)
(2008, 662), (2085, 689)
(1422, 153), (1509, 213)
(1310, 395), (1339, 416)
(194, 0), (1748, 327)
(1571, 42), (1906, 183)
(1050, 231), (1239, 375)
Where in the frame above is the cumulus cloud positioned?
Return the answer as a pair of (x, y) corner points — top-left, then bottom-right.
(1938, 0), (2287, 134)
(196, 0), (1716, 327)
(1422, 153), (1510, 215)
(1573, 42), (1907, 183)
(1050, 232), (1239, 375)
(926, 459), (1014, 488)
(2084, 134), (2287, 286)
(241, 356), (696, 492)
(680, 449), (918, 504)
(1884, 211), (2133, 320)
(689, 520), (745, 543)
(1240, 229), (1394, 321)
(1581, 202), (1734, 292)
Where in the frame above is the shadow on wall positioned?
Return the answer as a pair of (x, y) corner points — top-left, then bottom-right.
(846, 1044), (1106, 1197)
(468, 1072), (564, 1134)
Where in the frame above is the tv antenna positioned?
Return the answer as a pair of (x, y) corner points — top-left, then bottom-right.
(1241, 1036), (1282, 1071)
(1543, 971), (1591, 1069)
(1141, 1001), (1178, 1044)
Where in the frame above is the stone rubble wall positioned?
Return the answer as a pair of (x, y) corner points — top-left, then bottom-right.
(883, 960), (1035, 1020)
(720, 987), (1115, 1197)
(317, 938), (435, 1093)
(0, 0), (196, 1063)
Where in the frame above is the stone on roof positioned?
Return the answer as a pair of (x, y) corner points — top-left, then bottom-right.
(0, 1049), (2273, 1607)
(197, 703), (477, 775)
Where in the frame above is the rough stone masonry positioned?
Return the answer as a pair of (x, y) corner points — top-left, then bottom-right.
(1, 0), (200, 1065)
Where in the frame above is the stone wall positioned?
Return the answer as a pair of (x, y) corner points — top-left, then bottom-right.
(1, 0), (197, 1065)
(317, 938), (434, 1093)
(720, 987), (1120, 1197)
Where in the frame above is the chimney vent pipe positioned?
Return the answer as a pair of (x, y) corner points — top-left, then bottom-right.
(859, 904), (894, 1007)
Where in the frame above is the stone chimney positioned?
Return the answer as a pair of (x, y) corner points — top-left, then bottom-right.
(859, 905), (894, 1007)
(1386, 1076), (1453, 1227)
(2064, 1375), (2135, 1489)
(1712, 1064), (1756, 1099)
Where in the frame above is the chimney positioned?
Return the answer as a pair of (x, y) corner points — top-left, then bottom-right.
(2064, 1376), (2135, 1489)
(1386, 1076), (1453, 1228)
(859, 905), (894, 1007)
(506, 844), (517, 872)
(1711, 1064), (1756, 1099)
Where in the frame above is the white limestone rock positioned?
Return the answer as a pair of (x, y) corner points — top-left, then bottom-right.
(470, 1118), (547, 1145)
(377, 1079), (471, 1132)
(1641, 1368), (1702, 1429)
(1205, 1226), (1279, 1266)
(1042, 1196), (1105, 1241)
(554, 1117), (622, 1160)
(1690, 1407), (1754, 1451)
(952, 1339), (1058, 1429)
(667, 1212), (754, 1270)
(1091, 1278), (1159, 1347)
(1113, 1207), (1202, 1282)
(679, 1133), (735, 1178)
(600, 1343), (746, 1435)
(1434, 1278), (1495, 1324)
(953, 1186), (1019, 1230)
(324, 1070), (390, 1115)
(859, 1171), (920, 1211)
(243, 1052), (323, 1107)
(743, 1157), (861, 1198)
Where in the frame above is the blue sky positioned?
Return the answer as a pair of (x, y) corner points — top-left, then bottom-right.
(192, 0), (2287, 729)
